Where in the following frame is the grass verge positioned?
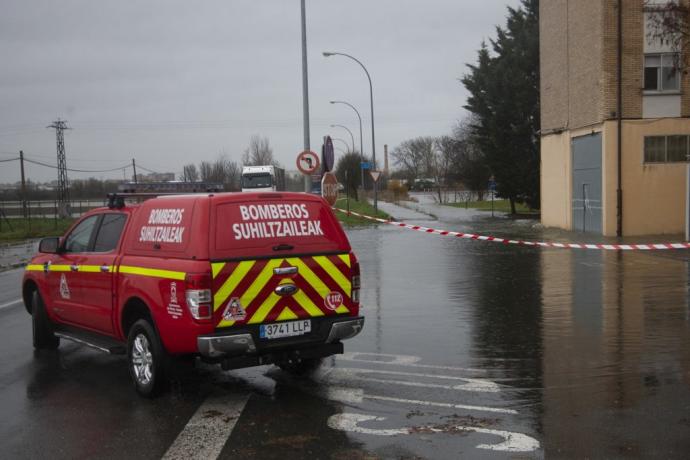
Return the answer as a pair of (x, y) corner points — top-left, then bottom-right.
(446, 199), (538, 215)
(0, 218), (74, 243)
(333, 196), (390, 226)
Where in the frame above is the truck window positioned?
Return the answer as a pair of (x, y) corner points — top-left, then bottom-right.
(242, 173), (272, 189)
(93, 213), (128, 252)
(63, 215), (100, 253)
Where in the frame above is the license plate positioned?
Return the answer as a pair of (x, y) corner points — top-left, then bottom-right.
(260, 319), (311, 340)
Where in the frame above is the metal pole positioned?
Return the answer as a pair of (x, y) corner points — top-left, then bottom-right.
(616, 0), (623, 237)
(19, 150), (27, 218)
(331, 100), (364, 193)
(132, 158), (138, 184)
(301, 0), (311, 193)
(323, 52), (376, 210)
(686, 161), (689, 241)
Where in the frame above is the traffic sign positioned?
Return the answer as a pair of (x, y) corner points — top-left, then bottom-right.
(369, 170), (381, 183)
(321, 172), (339, 206)
(323, 136), (335, 172)
(296, 150), (320, 175)
(361, 162), (371, 170)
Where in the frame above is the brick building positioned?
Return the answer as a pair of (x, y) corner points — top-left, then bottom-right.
(540, 0), (690, 236)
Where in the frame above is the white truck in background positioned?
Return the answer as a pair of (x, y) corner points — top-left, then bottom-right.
(241, 165), (286, 192)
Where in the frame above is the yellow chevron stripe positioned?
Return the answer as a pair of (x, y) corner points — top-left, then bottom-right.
(276, 306), (299, 321)
(214, 261), (255, 310)
(338, 254), (351, 267)
(335, 305), (350, 314)
(119, 265), (186, 280)
(292, 290), (325, 318)
(247, 293), (281, 324)
(313, 256), (351, 295)
(211, 262), (226, 279)
(287, 258), (331, 298)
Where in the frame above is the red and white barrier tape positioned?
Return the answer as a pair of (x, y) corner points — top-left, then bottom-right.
(334, 208), (690, 251)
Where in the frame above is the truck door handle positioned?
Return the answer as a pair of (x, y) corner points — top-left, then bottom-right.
(43, 262), (51, 273)
(100, 265), (110, 273)
(70, 265), (79, 272)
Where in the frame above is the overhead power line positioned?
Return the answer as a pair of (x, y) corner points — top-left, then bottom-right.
(23, 157), (130, 173)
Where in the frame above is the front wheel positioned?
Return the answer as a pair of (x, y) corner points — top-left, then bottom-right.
(31, 291), (60, 350)
(127, 319), (168, 398)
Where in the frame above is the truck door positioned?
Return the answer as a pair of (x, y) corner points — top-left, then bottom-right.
(49, 214), (100, 324)
(77, 213), (128, 335)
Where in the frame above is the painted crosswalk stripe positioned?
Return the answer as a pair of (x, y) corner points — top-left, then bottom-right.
(163, 391), (250, 460)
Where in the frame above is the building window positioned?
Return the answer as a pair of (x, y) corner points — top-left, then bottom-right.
(644, 53), (681, 92)
(644, 135), (689, 163)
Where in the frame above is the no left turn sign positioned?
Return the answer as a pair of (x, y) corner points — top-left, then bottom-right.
(297, 150), (320, 175)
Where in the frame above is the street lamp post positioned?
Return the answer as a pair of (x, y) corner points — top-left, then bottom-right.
(323, 52), (377, 211)
(330, 124), (355, 152)
(330, 100), (364, 191)
(331, 137), (351, 152)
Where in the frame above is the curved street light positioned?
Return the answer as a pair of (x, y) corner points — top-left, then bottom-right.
(330, 100), (364, 189)
(323, 51), (378, 210)
(330, 124), (355, 152)
(331, 137), (351, 152)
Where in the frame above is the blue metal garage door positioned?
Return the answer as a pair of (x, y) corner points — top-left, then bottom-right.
(572, 134), (602, 234)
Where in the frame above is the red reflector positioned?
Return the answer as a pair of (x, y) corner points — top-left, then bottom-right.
(197, 304), (211, 318)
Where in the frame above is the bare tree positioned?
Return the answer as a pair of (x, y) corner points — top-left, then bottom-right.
(391, 136), (436, 184)
(182, 163), (199, 182)
(433, 136), (457, 203)
(199, 161), (213, 182)
(242, 135), (275, 166)
(646, 1), (689, 68)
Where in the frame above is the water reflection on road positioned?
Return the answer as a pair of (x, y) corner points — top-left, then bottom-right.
(346, 197), (690, 457)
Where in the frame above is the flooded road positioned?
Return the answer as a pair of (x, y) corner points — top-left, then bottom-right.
(343, 194), (690, 457)
(1, 195), (689, 458)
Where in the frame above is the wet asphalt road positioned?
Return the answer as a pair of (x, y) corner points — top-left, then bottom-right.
(2, 194), (690, 459)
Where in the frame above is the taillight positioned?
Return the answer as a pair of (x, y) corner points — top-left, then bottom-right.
(185, 273), (213, 321)
(351, 253), (361, 306)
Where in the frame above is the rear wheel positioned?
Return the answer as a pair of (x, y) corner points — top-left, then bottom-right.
(31, 291), (60, 350)
(279, 357), (322, 376)
(127, 319), (169, 398)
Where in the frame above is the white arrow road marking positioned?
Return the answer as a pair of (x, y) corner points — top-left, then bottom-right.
(0, 299), (22, 310)
(163, 391), (250, 460)
(327, 413), (540, 453)
(324, 367), (500, 392)
(338, 352), (482, 372)
(325, 387), (517, 415)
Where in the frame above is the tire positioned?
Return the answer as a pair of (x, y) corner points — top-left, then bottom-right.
(31, 291), (60, 350)
(127, 319), (169, 398)
(279, 357), (322, 376)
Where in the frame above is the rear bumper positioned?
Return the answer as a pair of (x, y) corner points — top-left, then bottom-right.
(197, 316), (364, 359)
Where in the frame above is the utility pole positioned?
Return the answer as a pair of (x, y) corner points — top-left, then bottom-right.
(132, 158), (138, 184)
(19, 150), (27, 218)
(300, 0), (311, 193)
(47, 119), (71, 218)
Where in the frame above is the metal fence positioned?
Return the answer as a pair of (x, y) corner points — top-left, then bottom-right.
(0, 199), (107, 220)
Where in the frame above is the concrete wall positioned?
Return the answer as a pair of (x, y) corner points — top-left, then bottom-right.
(619, 119), (689, 236)
(541, 132), (572, 229)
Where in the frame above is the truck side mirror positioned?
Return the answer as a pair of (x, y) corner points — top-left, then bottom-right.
(38, 237), (60, 254)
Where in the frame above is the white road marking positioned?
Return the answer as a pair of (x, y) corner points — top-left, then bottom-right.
(324, 367), (500, 392)
(163, 391), (250, 460)
(0, 299), (22, 310)
(338, 352), (482, 372)
(325, 387), (516, 415)
(327, 413), (540, 452)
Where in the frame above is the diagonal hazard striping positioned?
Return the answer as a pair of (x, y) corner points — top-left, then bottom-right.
(333, 207), (690, 251)
(162, 391), (250, 460)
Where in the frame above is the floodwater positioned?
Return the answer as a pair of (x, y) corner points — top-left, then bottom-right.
(345, 194), (690, 458)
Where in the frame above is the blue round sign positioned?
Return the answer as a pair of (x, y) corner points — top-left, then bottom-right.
(323, 136), (335, 172)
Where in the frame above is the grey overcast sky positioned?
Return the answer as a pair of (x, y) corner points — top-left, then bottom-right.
(0, 0), (520, 184)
